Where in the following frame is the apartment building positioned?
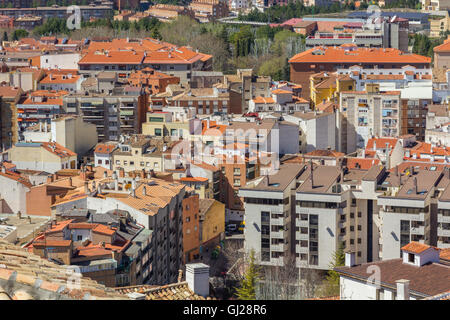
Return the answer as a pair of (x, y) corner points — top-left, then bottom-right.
(283, 111), (336, 153)
(0, 67), (44, 92)
(0, 4), (112, 20)
(438, 182), (450, 248)
(0, 165), (32, 215)
(16, 90), (69, 141)
(239, 163), (304, 267)
(8, 141), (77, 173)
(142, 111), (190, 140)
(433, 36), (450, 70)
(289, 45), (431, 99)
(338, 84), (402, 153)
(146, 4), (195, 22)
(305, 18), (409, 52)
(168, 87), (242, 115)
(378, 168), (450, 260)
(50, 172), (193, 285)
(22, 115), (98, 159)
(310, 71), (355, 107)
(224, 69), (271, 113)
(426, 123), (450, 147)
(0, 86), (23, 149)
(78, 38), (212, 84)
(189, 0), (229, 22)
(248, 89), (310, 113)
(111, 135), (169, 173)
(26, 213), (151, 288)
(94, 143), (118, 170)
(38, 70), (83, 93)
(421, 0), (450, 10)
(64, 91), (147, 142)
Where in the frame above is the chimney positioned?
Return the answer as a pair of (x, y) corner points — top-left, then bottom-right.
(396, 279), (410, 300)
(385, 143), (390, 169)
(113, 171), (118, 191)
(186, 263), (210, 297)
(142, 186), (146, 196)
(309, 160), (314, 188)
(141, 168), (146, 179)
(177, 269), (183, 283)
(84, 181), (89, 194)
(103, 171), (107, 178)
(413, 177), (418, 194)
(1, 166), (5, 174)
(68, 177), (72, 187)
(131, 179), (136, 197)
(345, 252), (356, 267)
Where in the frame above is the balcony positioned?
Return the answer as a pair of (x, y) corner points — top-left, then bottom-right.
(270, 231), (284, 238)
(296, 220), (308, 228)
(438, 215), (450, 223)
(270, 217), (284, 225)
(410, 226), (425, 235)
(296, 245), (308, 254)
(296, 232), (309, 241)
(438, 229), (450, 237)
(270, 243), (284, 252)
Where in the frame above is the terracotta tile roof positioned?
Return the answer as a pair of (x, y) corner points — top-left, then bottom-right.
(180, 177), (209, 182)
(0, 240), (126, 300)
(115, 281), (215, 300)
(345, 157), (380, 170)
(289, 46), (431, 65)
(252, 96), (275, 104)
(41, 142), (77, 158)
(94, 144), (116, 154)
(0, 170), (32, 188)
(366, 137), (399, 151)
(0, 86), (22, 98)
(79, 50), (145, 65)
(305, 149), (345, 157)
(434, 37), (450, 53)
(440, 248), (450, 262)
(39, 72), (80, 84)
(401, 241), (434, 254)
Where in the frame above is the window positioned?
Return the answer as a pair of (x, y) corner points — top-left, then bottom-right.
(408, 253), (414, 263)
(233, 179), (240, 187)
(155, 128), (162, 136)
(77, 235), (82, 241)
(98, 159), (102, 164)
(234, 168), (241, 176)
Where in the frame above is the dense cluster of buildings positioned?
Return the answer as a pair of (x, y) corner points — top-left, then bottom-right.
(0, 3), (449, 301)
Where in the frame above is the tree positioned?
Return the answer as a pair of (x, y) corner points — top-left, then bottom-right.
(2, 31), (7, 42)
(235, 249), (260, 300)
(321, 241), (345, 296)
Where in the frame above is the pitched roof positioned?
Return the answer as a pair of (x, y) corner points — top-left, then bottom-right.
(289, 46), (431, 65)
(0, 240), (126, 300)
(94, 144), (116, 155)
(401, 242), (434, 254)
(335, 258), (450, 297)
(114, 281), (214, 300)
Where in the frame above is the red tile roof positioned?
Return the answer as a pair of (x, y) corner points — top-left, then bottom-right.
(401, 242), (434, 254)
(289, 46), (431, 65)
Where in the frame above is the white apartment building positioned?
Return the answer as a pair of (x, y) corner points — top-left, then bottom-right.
(283, 111), (336, 154)
(339, 85), (401, 153)
(240, 160), (450, 271)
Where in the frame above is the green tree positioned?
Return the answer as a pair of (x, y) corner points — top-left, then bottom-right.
(322, 241), (345, 296)
(235, 250), (260, 300)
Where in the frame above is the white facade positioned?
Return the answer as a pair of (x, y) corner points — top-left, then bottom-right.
(0, 173), (30, 214)
(40, 53), (81, 70)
